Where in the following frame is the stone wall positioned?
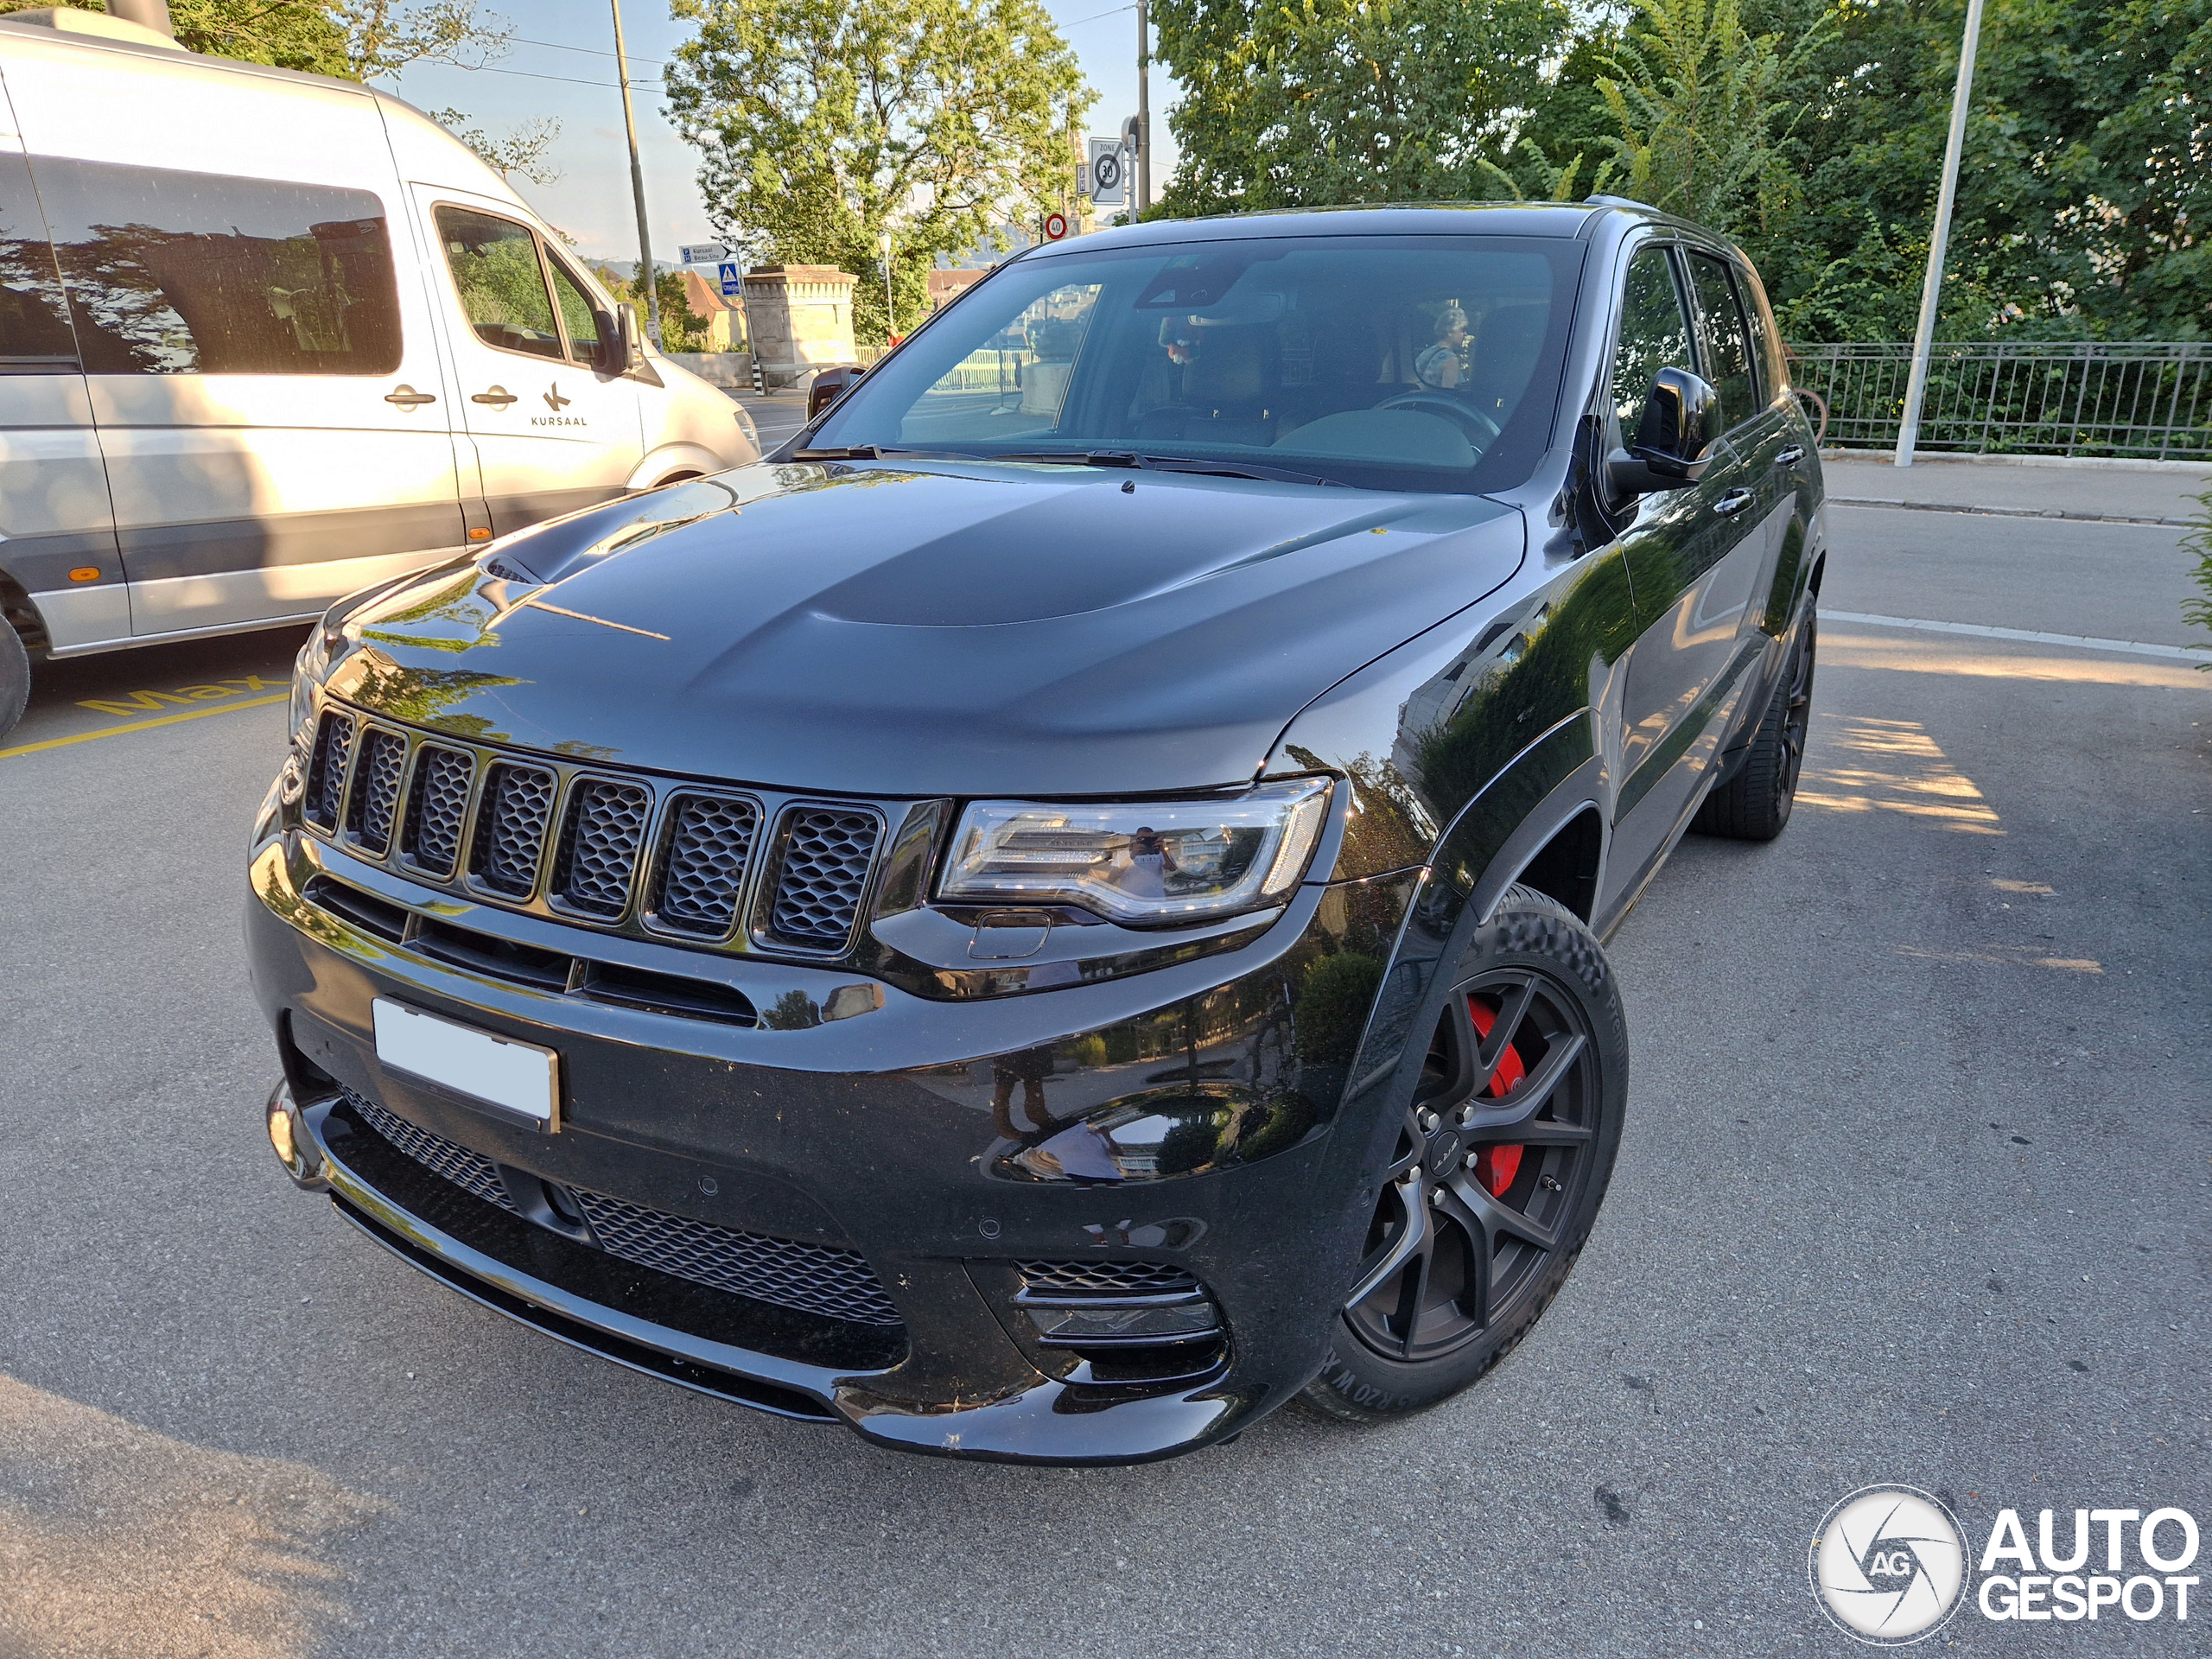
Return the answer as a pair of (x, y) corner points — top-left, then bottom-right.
(741, 265), (856, 383)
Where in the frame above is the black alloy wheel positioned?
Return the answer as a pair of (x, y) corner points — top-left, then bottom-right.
(1694, 605), (1817, 842)
(1305, 887), (1627, 1422)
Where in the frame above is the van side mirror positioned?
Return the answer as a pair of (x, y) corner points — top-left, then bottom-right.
(600, 303), (642, 375)
(807, 364), (865, 423)
(1607, 366), (1719, 495)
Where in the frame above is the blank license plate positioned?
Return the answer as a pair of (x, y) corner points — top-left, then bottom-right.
(372, 999), (559, 1129)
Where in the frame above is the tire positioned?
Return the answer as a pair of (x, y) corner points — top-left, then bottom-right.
(1302, 886), (1629, 1423)
(1692, 606), (1816, 842)
(0, 619), (29, 746)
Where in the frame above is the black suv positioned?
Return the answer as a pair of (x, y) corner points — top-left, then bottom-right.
(246, 200), (1823, 1463)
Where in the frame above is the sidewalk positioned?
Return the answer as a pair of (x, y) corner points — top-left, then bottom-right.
(1821, 450), (2211, 525)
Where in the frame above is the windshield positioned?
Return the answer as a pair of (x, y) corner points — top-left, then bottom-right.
(807, 234), (1585, 494)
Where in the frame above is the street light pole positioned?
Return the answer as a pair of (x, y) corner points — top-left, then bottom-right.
(610, 0), (663, 349)
(1135, 0), (1151, 215)
(1894, 0), (1984, 467)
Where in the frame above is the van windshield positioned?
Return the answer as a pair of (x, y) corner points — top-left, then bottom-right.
(809, 234), (1584, 494)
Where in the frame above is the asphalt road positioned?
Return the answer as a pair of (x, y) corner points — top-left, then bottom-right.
(1, 483), (2207, 1658)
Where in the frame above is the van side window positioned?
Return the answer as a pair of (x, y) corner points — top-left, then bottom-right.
(1687, 252), (1757, 430)
(547, 257), (603, 366)
(0, 152), (79, 372)
(435, 207), (561, 362)
(30, 156), (401, 376)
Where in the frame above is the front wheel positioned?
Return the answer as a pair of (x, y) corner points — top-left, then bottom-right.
(1303, 887), (1628, 1423)
(0, 620), (29, 744)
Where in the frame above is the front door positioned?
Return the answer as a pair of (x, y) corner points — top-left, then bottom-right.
(5, 51), (466, 637)
(1604, 243), (1770, 902)
(415, 189), (643, 536)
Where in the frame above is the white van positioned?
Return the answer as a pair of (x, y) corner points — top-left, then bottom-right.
(0, 8), (757, 737)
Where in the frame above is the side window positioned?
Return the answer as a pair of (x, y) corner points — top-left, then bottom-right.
(547, 256), (603, 366)
(1611, 246), (1692, 442)
(1737, 260), (1787, 397)
(435, 207), (561, 361)
(1687, 253), (1756, 430)
(32, 156), (401, 376)
(0, 152), (79, 371)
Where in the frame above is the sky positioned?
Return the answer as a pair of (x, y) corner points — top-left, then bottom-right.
(381, 0), (1184, 268)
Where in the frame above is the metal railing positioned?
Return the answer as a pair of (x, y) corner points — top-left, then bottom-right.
(1787, 341), (2212, 461)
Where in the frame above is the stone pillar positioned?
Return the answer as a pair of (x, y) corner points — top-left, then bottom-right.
(739, 265), (856, 385)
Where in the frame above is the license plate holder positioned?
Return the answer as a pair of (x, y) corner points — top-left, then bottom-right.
(372, 999), (561, 1132)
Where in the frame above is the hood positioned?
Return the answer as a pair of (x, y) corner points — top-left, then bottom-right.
(328, 461), (1524, 797)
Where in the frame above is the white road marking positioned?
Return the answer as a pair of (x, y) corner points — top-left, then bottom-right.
(1824, 610), (2212, 662)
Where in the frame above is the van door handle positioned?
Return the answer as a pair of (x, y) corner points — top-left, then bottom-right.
(384, 385), (436, 408)
(1777, 445), (1806, 465)
(1713, 487), (1755, 517)
(471, 386), (518, 409)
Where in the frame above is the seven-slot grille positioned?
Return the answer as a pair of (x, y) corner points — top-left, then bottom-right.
(343, 727), (407, 855)
(551, 778), (652, 918)
(766, 808), (881, 950)
(297, 704), (885, 955)
(345, 1089), (902, 1327)
(652, 793), (759, 937)
(469, 761), (557, 898)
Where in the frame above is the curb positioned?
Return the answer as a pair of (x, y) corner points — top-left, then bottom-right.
(1828, 497), (2194, 528)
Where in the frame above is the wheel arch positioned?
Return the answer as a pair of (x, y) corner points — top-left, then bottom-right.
(624, 442), (728, 493)
(0, 566), (51, 657)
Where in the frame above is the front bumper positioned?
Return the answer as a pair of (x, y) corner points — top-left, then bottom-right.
(246, 830), (1416, 1464)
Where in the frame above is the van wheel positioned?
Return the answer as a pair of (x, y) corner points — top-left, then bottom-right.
(1302, 887), (1628, 1423)
(0, 621), (29, 743)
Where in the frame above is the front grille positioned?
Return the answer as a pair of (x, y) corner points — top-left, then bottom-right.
(767, 807), (880, 949)
(400, 746), (474, 878)
(469, 761), (556, 898)
(348, 1090), (514, 1212)
(651, 794), (759, 937)
(298, 708), (890, 960)
(344, 727), (407, 855)
(551, 778), (651, 918)
(302, 711), (354, 831)
(1017, 1259), (1202, 1295)
(572, 1189), (903, 1327)
(344, 1089), (902, 1329)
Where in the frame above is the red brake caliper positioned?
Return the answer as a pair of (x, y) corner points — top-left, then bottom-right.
(1466, 997), (1527, 1198)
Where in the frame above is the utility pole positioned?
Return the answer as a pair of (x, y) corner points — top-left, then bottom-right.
(1894, 0), (1984, 467)
(880, 230), (894, 339)
(1135, 0), (1151, 215)
(610, 0), (662, 348)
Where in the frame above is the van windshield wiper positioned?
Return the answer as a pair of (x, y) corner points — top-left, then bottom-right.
(984, 449), (1345, 487)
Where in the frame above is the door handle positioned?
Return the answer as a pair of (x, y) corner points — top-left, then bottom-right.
(471, 386), (518, 409)
(384, 385), (436, 408)
(1713, 487), (1755, 517)
(1777, 445), (1806, 465)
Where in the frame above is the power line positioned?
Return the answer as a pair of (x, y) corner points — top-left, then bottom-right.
(1063, 3), (1135, 23)
(508, 34), (671, 69)
(431, 61), (664, 90)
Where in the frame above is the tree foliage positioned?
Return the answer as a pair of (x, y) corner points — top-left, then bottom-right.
(430, 109), (563, 187)
(1152, 0), (1568, 214)
(665, 0), (1090, 344)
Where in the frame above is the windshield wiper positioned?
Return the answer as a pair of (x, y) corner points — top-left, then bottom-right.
(983, 449), (1344, 486)
(786, 444), (978, 461)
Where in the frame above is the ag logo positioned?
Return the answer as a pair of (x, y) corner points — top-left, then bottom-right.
(1810, 1485), (1970, 1645)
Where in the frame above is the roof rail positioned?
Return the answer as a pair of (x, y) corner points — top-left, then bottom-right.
(1583, 194), (1658, 212)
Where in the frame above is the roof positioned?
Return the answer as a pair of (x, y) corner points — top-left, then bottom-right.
(680, 269), (737, 315)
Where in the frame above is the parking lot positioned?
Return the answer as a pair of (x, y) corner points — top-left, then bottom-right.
(2, 461), (2207, 1656)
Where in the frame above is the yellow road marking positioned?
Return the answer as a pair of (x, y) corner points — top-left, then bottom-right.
(0, 692), (288, 759)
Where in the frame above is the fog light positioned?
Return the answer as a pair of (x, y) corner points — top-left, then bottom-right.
(265, 1079), (327, 1191)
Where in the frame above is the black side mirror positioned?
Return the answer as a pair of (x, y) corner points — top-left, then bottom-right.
(598, 303), (643, 375)
(1608, 365), (1719, 495)
(808, 364), (865, 422)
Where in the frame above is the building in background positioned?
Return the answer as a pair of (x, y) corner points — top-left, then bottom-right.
(926, 267), (990, 314)
(679, 268), (743, 351)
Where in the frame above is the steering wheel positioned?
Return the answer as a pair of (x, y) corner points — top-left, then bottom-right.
(1376, 391), (1502, 449)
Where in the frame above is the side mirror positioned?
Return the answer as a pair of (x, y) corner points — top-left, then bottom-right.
(599, 303), (643, 375)
(1607, 365), (1719, 495)
(807, 363), (864, 422)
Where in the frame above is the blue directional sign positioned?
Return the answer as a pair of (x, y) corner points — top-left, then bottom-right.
(717, 262), (742, 296)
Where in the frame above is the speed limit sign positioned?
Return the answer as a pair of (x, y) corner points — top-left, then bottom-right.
(1087, 140), (1125, 206)
(1044, 212), (1069, 241)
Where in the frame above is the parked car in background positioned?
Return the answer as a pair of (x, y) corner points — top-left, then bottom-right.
(248, 195), (1824, 1463)
(0, 7), (757, 741)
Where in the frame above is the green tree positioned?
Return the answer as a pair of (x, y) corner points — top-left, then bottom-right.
(327, 0), (512, 79)
(665, 0), (1090, 345)
(1151, 0), (1571, 215)
(1585, 0), (1822, 238)
(3, 0), (513, 80)
(429, 109), (563, 187)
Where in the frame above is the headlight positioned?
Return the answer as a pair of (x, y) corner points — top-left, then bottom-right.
(939, 779), (1332, 926)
